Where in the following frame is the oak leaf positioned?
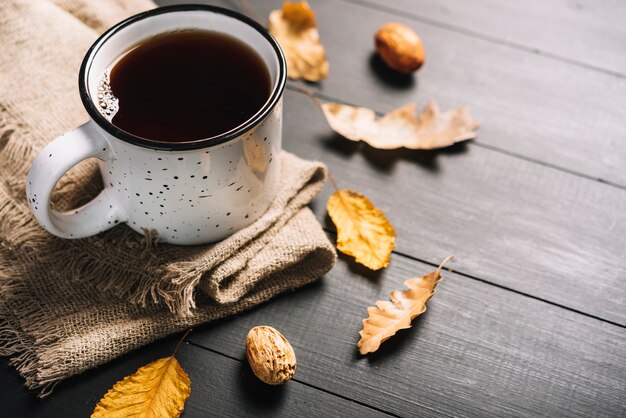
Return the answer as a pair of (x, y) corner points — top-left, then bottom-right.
(327, 189), (396, 270)
(269, 1), (329, 81)
(358, 256), (452, 354)
(92, 350), (191, 418)
(319, 101), (479, 150)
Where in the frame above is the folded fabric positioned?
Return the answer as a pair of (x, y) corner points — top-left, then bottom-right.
(0, 0), (336, 395)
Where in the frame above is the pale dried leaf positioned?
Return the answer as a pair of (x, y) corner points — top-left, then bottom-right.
(269, 1), (329, 81)
(358, 256), (452, 354)
(319, 101), (479, 150)
(91, 356), (191, 418)
(327, 189), (396, 270)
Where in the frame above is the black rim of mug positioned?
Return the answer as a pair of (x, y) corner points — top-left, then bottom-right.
(78, 4), (287, 151)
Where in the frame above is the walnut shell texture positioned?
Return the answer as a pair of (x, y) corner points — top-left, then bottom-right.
(246, 326), (296, 385)
(375, 22), (425, 74)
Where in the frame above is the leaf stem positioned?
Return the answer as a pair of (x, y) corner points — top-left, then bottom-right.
(327, 170), (340, 193)
(171, 328), (192, 357)
(289, 85), (322, 105)
(437, 256), (454, 272)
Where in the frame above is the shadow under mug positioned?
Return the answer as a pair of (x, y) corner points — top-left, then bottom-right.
(26, 5), (286, 245)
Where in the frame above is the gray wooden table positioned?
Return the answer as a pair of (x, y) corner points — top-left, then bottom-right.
(2, 0), (625, 416)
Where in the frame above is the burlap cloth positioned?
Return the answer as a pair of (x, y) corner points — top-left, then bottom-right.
(0, 0), (336, 396)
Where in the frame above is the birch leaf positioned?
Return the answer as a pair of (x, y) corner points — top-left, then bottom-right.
(91, 356), (191, 418)
(358, 256), (452, 354)
(319, 101), (479, 150)
(269, 1), (329, 81)
(327, 189), (396, 270)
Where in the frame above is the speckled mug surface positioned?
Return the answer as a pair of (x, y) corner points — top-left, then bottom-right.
(26, 5), (286, 245)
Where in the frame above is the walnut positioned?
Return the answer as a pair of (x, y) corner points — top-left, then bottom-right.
(375, 22), (425, 74)
(246, 326), (296, 385)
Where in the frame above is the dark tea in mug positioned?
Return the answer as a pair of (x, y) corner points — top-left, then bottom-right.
(28, 5), (286, 244)
(100, 29), (272, 143)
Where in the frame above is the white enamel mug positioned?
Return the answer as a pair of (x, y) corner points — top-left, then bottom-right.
(26, 5), (286, 245)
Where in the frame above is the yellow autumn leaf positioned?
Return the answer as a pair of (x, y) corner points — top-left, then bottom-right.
(327, 189), (396, 270)
(268, 1), (329, 81)
(358, 256), (452, 354)
(319, 100), (479, 150)
(91, 356), (191, 418)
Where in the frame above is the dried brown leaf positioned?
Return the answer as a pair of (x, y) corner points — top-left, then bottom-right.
(319, 101), (479, 150)
(268, 1), (329, 81)
(358, 257), (452, 354)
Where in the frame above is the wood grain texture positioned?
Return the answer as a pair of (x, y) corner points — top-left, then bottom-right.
(280, 89), (626, 326)
(0, 338), (384, 417)
(235, 0), (626, 188)
(358, 0), (626, 76)
(189, 254), (626, 417)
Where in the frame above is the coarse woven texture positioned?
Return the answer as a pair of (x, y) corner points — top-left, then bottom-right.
(0, 0), (336, 396)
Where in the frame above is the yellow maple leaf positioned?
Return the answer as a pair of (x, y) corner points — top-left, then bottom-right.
(92, 331), (192, 418)
(358, 256), (452, 354)
(268, 1), (329, 81)
(319, 101), (479, 150)
(327, 189), (396, 270)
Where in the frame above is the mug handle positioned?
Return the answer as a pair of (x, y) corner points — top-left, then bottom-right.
(26, 120), (128, 239)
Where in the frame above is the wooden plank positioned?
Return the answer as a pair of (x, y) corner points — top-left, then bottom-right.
(279, 89), (626, 325)
(189, 253), (626, 417)
(14, 2), (620, 416)
(236, 0), (626, 188)
(0, 337), (385, 417)
(358, 0), (626, 77)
